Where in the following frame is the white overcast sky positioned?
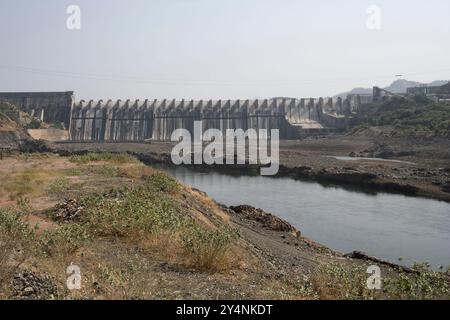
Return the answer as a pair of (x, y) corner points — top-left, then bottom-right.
(0, 0), (449, 100)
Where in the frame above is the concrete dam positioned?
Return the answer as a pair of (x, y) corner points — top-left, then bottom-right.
(0, 91), (373, 141)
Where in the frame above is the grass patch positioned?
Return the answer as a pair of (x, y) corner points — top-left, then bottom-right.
(95, 165), (121, 178)
(144, 171), (180, 193)
(40, 223), (91, 257)
(0, 209), (36, 290)
(181, 226), (234, 272)
(311, 262), (377, 300)
(118, 165), (156, 180)
(15, 196), (32, 213)
(63, 167), (85, 176)
(383, 263), (450, 299)
(47, 177), (70, 196)
(69, 153), (138, 165)
(3, 169), (56, 200)
(311, 262), (450, 300)
(60, 171), (233, 272)
(79, 174), (183, 237)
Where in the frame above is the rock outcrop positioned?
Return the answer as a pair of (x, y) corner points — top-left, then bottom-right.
(230, 205), (301, 238)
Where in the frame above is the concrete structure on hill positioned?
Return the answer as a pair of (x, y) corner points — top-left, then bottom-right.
(406, 82), (450, 101)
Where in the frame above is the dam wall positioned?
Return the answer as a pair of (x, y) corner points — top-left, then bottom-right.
(0, 91), (373, 141)
(70, 99), (291, 141)
(70, 96), (368, 141)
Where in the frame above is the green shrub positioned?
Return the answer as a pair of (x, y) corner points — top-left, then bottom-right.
(313, 261), (450, 300)
(383, 263), (450, 299)
(41, 170), (232, 272)
(79, 179), (184, 238)
(145, 172), (179, 193)
(47, 177), (70, 196)
(0, 209), (35, 285)
(355, 98), (450, 136)
(16, 196), (31, 213)
(50, 122), (65, 130)
(24, 118), (42, 129)
(96, 165), (121, 177)
(41, 223), (90, 257)
(69, 152), (138, 165)
(181, 226), (233, 272)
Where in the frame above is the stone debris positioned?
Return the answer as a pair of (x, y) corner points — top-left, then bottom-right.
(53, 198), (84, 223)
(12, 271), (57, 300)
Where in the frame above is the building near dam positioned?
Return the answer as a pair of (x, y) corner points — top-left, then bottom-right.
(0, 91), (374, 141)
(406, 82), (450, 101)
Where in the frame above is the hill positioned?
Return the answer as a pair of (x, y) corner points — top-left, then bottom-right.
(352, 96), (450, 136)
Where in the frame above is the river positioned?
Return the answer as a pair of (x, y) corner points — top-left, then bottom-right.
(162, 165), (450, 269)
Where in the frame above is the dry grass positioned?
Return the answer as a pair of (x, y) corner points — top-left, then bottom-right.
(0, 153), (147, 208)
(2, 169), (57, 200)
(0, 153), (282, 299)
(187, 187), (231, 224)
(119, 165), (156, 179)
(0, 209), (36, 294)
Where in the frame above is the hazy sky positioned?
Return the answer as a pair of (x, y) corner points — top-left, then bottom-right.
(0, 0), (449, 100)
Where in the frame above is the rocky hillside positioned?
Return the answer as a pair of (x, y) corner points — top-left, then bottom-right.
(0, 102), (49, 152)
(0, 103), (31, 150)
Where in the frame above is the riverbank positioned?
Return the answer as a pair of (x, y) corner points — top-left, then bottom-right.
(1, 152), (449, 300)
(161, 165), (450, 269)
(51, 134), (450, 202)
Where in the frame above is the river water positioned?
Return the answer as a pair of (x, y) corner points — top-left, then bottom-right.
(162, 166), (450, 269)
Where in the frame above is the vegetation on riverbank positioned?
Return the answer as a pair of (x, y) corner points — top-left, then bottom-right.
(312, 262), (449, 300)
(353, 96), (450, 136)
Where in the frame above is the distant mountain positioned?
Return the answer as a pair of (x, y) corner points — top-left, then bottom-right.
(335, 79), (450, 98)
(335, 87), (373, 97)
